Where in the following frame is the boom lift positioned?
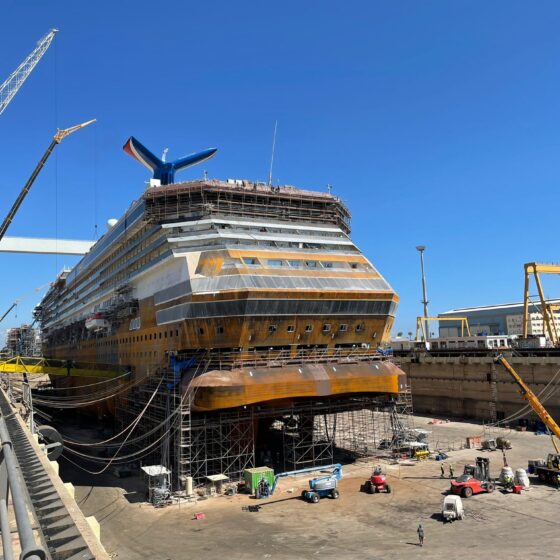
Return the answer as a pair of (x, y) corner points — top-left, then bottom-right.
(0, 120), (96, 243)
(269, 464), (343, 503)
(495, 354), (560, 485)
(0, 29), (57, 117)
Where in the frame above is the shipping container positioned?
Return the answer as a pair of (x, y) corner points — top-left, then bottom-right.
(244, 467), (275, 493)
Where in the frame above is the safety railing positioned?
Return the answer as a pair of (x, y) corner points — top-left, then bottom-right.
(0, 414), (47, 560)
(176, 346), (391, 372)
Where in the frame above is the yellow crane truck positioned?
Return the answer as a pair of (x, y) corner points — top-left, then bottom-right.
(495, 355), (560, 486)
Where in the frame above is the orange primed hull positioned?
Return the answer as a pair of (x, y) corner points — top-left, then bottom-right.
(188, 360), (406, 411)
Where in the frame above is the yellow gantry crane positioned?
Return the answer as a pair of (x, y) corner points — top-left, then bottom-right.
(523, 262), (560, 347)
(415, 316), (471, 342)
(0, 119), (96, 243)
(495, 354), (560, 453)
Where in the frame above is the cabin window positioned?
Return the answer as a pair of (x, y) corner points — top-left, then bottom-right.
(304, 261), (317, 268)
(350, 262), (358, 269)
(176, 330), (179, 337)
(339, 324), (348, 332)
(267, 259), (284, 267)
(164, 332), (167, 338)
(356, 323), (365, 333)
(216, 326), (224, 335)
(305, 324), (313, 332)
(197, 327), (204, 336)
(287, 325), (295, 332)
(287, 260), (300, 268)
(243, 257), (260, 266)
(322, 324), (331, 333)
(321, 262), (334, 269)
(268, 325), (278, 334)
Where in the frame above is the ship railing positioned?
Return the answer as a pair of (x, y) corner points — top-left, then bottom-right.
(195, 347), (388, 371)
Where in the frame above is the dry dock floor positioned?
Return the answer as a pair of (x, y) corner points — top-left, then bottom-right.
(60, 416), (560, 559)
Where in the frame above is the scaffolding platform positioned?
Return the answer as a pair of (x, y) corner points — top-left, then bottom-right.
(114, 359), (415, 487)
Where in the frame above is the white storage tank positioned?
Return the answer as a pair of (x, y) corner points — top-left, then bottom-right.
(515, 468), (530, 488)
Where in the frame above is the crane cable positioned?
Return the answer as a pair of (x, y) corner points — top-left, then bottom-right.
(481, 365), (560, 434)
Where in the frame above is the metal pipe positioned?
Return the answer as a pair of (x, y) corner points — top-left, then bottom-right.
(416, 246), (430, 340)
(0, 417), (46, 560)
(0, 498), (14, 560)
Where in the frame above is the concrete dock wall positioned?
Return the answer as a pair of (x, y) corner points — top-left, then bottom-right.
(398, 355), (560, 423)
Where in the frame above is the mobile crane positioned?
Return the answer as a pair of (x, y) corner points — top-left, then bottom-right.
(495, 354), (560, 485)
(0, 120), (95, 243)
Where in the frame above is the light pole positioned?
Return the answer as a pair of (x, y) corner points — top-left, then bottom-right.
(416, 245), (429, 341)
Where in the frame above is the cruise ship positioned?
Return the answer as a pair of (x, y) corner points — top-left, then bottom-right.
(35, 138), (403, 412)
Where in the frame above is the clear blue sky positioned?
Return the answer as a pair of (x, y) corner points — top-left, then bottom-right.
(2, 0), (560, 341)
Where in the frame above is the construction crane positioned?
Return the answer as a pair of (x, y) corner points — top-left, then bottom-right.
(0, 303), (17, 324)
(523, 263), (560, 346)
(494, 354), (560, 453)
(415, 316), (471, 342)
(0, 282), (51, 324)
(0, 119), (96, 243)
(0, 29), (58, 117)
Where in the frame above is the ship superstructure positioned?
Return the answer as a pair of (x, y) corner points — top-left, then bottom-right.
(37, 178), (399, 398)
(33, 149), (413, 483)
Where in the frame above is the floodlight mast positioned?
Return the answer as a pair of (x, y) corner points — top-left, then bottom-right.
(416, 245), (430, 340)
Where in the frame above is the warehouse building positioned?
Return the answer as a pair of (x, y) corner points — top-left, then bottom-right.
(438, 300), (560, 337)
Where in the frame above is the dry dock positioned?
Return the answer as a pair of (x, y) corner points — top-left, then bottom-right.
(60, 415), (560, 560)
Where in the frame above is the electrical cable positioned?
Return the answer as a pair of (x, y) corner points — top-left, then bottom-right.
(56, 372), (167, 475)
(59, 356), (208, 471)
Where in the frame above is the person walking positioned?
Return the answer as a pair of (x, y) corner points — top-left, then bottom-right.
(417, 524), (424, 547)
(449, 464), (455, 479)
(440, 463), (445, 478)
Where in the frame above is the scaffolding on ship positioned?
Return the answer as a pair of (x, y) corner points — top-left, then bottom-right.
(142, 179), (352, 233)
(114, 350), (415, 488)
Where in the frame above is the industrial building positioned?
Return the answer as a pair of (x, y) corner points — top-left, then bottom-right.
(438, 300), (560, 337)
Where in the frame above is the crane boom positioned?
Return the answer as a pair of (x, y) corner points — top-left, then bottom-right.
(0, 29), (58, 117)
(0, 119), (96, 243)
(495, 354), (560, 452)
(0, 303), (17, 324)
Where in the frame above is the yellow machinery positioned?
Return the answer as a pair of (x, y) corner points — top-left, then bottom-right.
(415, 316), (471, 342)
(494, 354), (560, 453)
(523, 262), (560, 346)
(0, 356), (124, 379)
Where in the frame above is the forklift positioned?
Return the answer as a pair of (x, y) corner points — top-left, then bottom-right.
(450, 457), (496, 498)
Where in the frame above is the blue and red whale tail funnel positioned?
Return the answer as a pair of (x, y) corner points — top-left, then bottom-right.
(123, 136), (217, 185)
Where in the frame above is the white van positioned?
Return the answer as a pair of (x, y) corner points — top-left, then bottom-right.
(442, 495), (464, 522)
